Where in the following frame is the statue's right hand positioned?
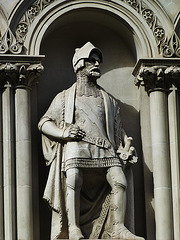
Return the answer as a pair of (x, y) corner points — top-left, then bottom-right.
(62, 124), (86, 141)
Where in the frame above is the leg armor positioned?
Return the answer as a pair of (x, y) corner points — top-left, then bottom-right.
(66, 168), (84, 240)
(106, 166), (144, 240)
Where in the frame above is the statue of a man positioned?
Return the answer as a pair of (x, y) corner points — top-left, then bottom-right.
(38, 42), (145, 240)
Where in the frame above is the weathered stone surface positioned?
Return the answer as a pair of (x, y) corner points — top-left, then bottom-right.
(39, 42), (144, 240)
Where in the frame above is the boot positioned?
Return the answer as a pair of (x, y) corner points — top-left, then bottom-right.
(109, 187), (145, 240)
(66, 186), (84, 239)
(66, 168), (85, 240)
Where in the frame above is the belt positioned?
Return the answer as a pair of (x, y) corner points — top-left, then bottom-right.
(82, 135), (111, 149)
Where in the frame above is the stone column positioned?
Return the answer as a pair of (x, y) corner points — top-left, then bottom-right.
(165, 66), (180, 240)
(0, 63), (16, 240)
(14, 63), (43, 240)
(149, 89), (172, 240)
(0, 89), (4, 240)
(15, 86), (33, 240)
(2, 83), (16, 240)
(0, 56), (44, 240)
(133, 59), (180, 240)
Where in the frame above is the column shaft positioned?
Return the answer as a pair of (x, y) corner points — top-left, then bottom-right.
(0, 91), (4, 240)
(150, 91), (173, 240)
(168, 89), (180, 240)
(15, 87), (33, 240)
(2, 85), (16, 240)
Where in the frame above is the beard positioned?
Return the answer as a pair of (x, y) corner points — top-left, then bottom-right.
(85, 67), (101, 79)
(76, 68), (101, 97)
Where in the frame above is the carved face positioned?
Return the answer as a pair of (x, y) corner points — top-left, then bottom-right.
(84, 52), (101, 80)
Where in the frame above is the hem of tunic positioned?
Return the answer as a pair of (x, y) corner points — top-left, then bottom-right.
(62, 157), (122, 171)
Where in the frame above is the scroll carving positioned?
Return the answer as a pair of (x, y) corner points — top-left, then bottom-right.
(161, 32), (180, 58)
(0, 28), (23, 54)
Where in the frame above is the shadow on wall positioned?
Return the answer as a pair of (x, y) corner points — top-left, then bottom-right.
(119, 100), (146, 238)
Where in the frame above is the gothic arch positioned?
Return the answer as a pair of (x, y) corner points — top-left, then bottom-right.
(0, 1), (179, 240)
(6, 0), (175, 58)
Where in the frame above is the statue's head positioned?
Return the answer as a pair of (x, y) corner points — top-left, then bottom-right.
(72, 42), (103, 80)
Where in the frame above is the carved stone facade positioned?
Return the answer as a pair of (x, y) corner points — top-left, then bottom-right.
(134, 59), (180, 92)
(133, 58), (180, 240)
(0, 0), (180, 240)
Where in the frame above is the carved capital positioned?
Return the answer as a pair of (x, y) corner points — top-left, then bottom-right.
(135, 66), (169, 93)
(0, 55), (44, 89)
(15, 63), (44, 88)
(164, 66), (180, 89)
(133, 59), (180, 94)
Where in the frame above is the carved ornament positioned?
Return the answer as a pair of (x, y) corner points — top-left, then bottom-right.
(135, 65), (180, 93)
(0, 28), (23, 54)
(122, 0), (180, 57)
(0, 62), (44, 89)
(0, 0), (179, 57)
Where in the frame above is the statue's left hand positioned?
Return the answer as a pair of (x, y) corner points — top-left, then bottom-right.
(117, 136), (138, 165)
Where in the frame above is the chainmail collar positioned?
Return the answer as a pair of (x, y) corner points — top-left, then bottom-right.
(76, 69), (101, 98)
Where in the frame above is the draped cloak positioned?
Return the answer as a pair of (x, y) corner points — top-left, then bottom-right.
(38, 83), (123, 239)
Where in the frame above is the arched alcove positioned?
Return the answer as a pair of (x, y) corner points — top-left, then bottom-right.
(0, 1), (179, 240)
(36, 7), (146, 239)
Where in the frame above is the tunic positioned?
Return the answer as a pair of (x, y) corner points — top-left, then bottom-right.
(38, 83), (124, 239)
(62, 95), (122, 171)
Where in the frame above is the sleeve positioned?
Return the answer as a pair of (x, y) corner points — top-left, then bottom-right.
(38, 91), (65, 165)
(38, 90), (65, 131)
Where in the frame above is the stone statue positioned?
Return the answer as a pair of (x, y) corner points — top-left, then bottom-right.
(38, 42), (145, 240)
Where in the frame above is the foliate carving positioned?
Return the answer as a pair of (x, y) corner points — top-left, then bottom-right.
(135, 66), (166, 93)
(26, 63), (44, 86)
(165, 66), (180, 79)
(11, 0), (180, 57)
(154, 27), (165, 41)
(164, 66), (180, 88)
(161, 32), (180, 58)
(125, 0), (137, 7)
(0, 0), (179, 57)
(0, 28), (23, 54)
(121, 0), (180, 57)
(0, 62), (44, 88)
(135, 65), (180, 93)
(17, 23), (28, 35)
(15, 0), (55, 44)
(28, 5), (41, 19)
(142, 9), (154, 22)
(0, 63), (18, 88)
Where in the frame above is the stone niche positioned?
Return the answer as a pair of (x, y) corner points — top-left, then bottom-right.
(36, 7), (146, 240)
(1, 0), (180, 239)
